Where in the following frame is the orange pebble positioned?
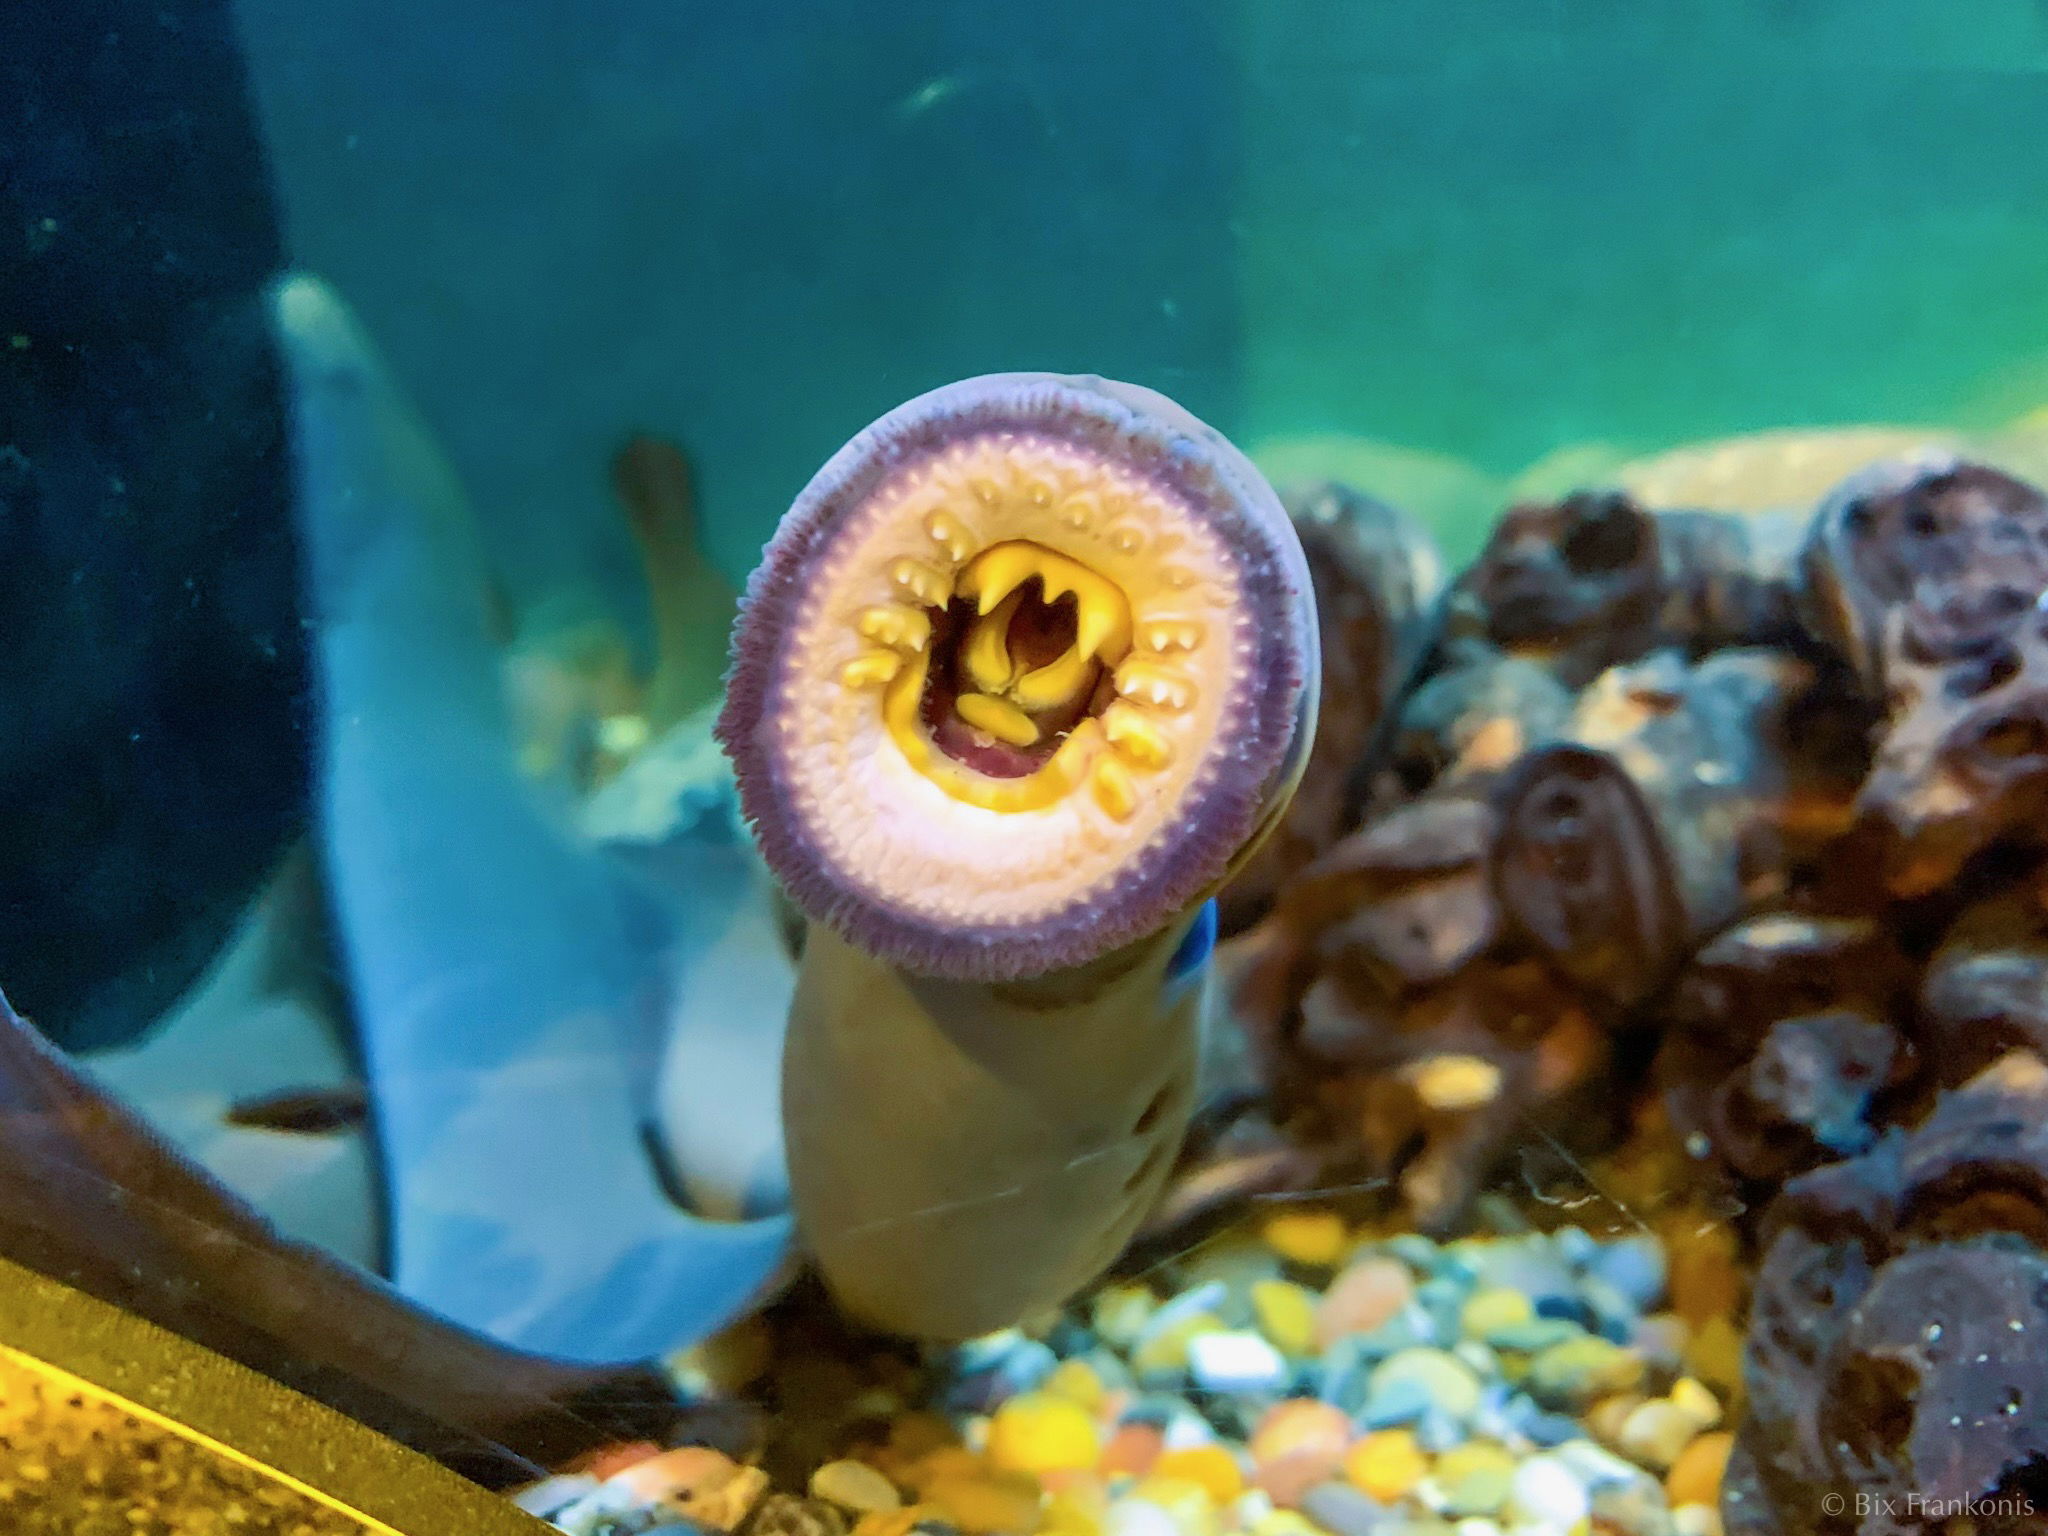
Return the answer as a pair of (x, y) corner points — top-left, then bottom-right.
(1153, 1446), (1246, 1505)
(1249, 1399), (1354, 1467)
(1316, 1258), (1415, 1349)
(1038, 1469), (1100, 1497)
(1099, 1422), (1164, 1479)
(1255, 1445), (1348, 1508)
(1666, 1430), (1734, 1507)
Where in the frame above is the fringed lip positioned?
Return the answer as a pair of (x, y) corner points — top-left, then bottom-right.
(717, 373), (1317, 982)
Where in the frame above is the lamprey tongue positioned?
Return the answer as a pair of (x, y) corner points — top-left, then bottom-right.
(718, 372), (1318, 982)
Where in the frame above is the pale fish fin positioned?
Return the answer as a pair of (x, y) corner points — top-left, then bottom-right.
(273, 272), (791, 1363)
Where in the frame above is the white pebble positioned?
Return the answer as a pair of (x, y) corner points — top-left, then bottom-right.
(1674, 1503), (1724, 1536)
(1553, 1438), (1653, 1491)
(1189, 1329), (1289, 1392)
(1162, 1407), (1220, 1450)
(1454, 1340), (1501, 1378)
(1506, 1455), (1592, 1529)
(1235, 1490), (1277, 1527)
(1457, 1521), (1505, 1536)
(1106, 1498), (1187, 1536)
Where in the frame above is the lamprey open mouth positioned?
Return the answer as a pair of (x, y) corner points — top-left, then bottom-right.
(718, 373), (1317, 980)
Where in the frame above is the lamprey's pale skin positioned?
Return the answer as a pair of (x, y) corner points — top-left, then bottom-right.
(720, 374), (1318, 1337)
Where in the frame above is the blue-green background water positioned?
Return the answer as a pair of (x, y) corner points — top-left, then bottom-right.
(236, 0), (2048, 593)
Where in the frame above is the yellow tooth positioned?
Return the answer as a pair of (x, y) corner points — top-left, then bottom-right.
(1115, 658), (1195, 712)
(925, 510), (975, 564)
(959, 544), (1043, 616)
(857, 603), (931, 653)
(957, 543), (1134, 654)
(889, 558), (953, 607)
(1103, 703), (1173, 769)
(1011, 647), (1098, 713)
(1139, 618), (1204, 653)
(955, 692), (1040, 747)
(1164, 566), (1197, 591)
(841, 650), (903, 688)
(968, 477), (1002, 507)
(1021, 476), (1055, 508)
(1109, 525), (1147, 556)
(1092, 756), (1139, 820)
(962, 589), (1024, 693)
(1074, 588), (1127, 659)
(1059, 495), (1098, 530)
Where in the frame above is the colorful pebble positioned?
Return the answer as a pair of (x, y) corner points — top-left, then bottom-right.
(1048, 1360), (1109, 1411)
(1261, 1211), (1351, 1268)
(1255, 1447), (1351, 1509)
(1664, 1431), (1733, 1508)
(1666, 1377), (1721, 1430)
(1152, 1448), (1247, 1506)
(1344, 1429), (1430, 1503)
(1615, 1398), (1702, 1471)
(1248, 1400), (1353, 1468)
(1430, 1443), (1516, 1517)
(1101, 1422), (1166, 1480)
(812, 1460), (906, 1514)
(988, 1392), (1103, 1476)
(1523, 1336), (1645, 1411)
(528, 1201), (1752, 1536)
(1459, 1288), (1534, 1341)
(1250, 1280), (1320, 1358)
(1133, 1314), (1226, 1380)
(1318, 1258), (1417, 1349)
(1367, 1349), (1484, 1421)
(1504, 1453), (1591, 1529)
(1189, 1330), (1289, 1393)
(1131, 1475), (1222, 1536)
(924, 1470), (1044, 1535)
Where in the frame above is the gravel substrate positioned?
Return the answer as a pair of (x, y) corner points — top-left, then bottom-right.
(513, 1200), (1747, 1536)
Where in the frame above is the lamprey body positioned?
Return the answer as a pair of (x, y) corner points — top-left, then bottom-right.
(719, 375), (1317, 1336)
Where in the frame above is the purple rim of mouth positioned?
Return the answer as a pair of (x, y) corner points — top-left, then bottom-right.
(715, 373), (1317, 982)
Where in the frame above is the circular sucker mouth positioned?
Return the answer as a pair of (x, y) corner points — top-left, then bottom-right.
(718, 373), (1317, 981)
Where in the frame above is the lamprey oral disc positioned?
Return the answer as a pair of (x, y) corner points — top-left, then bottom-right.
(719, 372), (1318, 982)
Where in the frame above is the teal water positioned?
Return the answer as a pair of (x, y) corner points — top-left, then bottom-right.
(1243, 0), (2048, 557)
(237, 0), (2048, 587)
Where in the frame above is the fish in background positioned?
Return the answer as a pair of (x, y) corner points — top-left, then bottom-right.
(277, 271), (794, 1363)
